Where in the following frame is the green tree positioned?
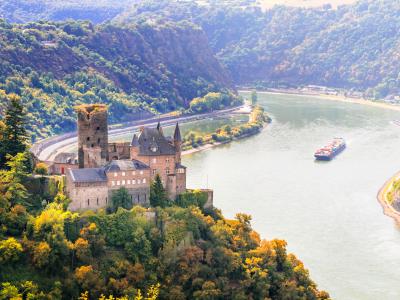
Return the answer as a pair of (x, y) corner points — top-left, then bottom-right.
(250, 90), (257, 105)
(150, 174), (169, 208)
(0, 237), (23, 264)
(0, 94), (29, 168)
(0, 153), (30, 206)
(34, 162), (48, 176)
(111, 187), (131, 211)
(0, 282), (21, 299)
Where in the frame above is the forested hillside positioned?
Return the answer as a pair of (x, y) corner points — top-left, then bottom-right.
(0, 0), (136, 24)
(117, 0), (400, 98)
(0, 19), (232, 140)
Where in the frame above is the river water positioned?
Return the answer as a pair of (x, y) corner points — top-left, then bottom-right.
(182, 92), (400, 299)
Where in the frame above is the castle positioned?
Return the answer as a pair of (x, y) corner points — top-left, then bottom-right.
(65, 104), (186, 211)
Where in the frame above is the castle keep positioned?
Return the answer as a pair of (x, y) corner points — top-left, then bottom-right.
(76, 104), (109, 168)
(65, 104), (186, 211)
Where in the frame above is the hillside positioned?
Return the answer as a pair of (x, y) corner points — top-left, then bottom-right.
(0, 0), (137, 24)
(0, 150), (330, 299)
(0, 19), (232, 140)
(117, 0), (400, 99)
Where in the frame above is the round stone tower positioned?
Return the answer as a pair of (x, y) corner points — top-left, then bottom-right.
(75, 104), (109, 168)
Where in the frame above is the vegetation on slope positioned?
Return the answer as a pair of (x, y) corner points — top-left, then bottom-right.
(0, 0), (137, 24)
(0, 19), (233, 141)
(183, 105), (269, 150)
(118, 0), (400, 99)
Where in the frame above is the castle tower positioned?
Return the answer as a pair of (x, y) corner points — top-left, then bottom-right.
(75, 104), (109, 168)
(173, 122), (182, 163)
(130, 133), (140, 160)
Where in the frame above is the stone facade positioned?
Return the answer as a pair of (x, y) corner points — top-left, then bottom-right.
(64, 104), (187, 211)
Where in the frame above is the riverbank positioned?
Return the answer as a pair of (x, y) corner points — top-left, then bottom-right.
(239, 88), (400, 112)
(377, 172), (400, 225)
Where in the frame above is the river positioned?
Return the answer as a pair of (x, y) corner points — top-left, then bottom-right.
(183, 92), (400, 299)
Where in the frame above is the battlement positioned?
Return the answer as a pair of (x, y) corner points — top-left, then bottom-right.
(75, 104), (107, 117)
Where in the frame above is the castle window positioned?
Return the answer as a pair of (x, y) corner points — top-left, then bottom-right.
(140, 171), (143, 175)
(117, 181), (120, 186)
(166, 168), (170, 174)
(87, 199), (90, 206)
(122, 180), (125, 185)
(132, 180), (136, 185)
(96, 126), (100, 130)
(87, 137), (90, 141)
(97, 198), (99, 205)
(143, 178), (146, 184)
(152, 158), (157, 163)
(166, 158), (170, 163)
(98, 138), (101, 144)
(138, 179), (141, 184)
(114, 173), (117, 177)
(111, 181), (115, 186)
(122, 172), (125, 176)
(91, 144), (94, 148)
(132, 171), (136, 175)
(152, 169), (156, 175)
(127, 180), (131, 185)
(106, 197), (108, 204)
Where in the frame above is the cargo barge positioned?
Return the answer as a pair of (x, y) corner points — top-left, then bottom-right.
(314, 138), (346, 161)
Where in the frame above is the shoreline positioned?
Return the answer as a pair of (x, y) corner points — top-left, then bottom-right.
(239, 88), (400, 112)
(377, 171), (400, 225)
(181, 106), (268, 156)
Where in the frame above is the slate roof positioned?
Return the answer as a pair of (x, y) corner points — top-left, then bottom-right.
(68, 168), (107, 183)
(131, 134), (139, 147)
(137, 127), (176, 156)
(174, 123), (182, 142)
(104, 159), (149, 172)
(176, 163), (187, 169)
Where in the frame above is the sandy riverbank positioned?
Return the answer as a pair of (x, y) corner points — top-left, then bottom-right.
(239, 89), (400, 112)
(377, 171), (400, 225)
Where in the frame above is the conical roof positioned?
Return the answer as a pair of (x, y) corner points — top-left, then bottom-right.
(131, 133), (139, 147)
(174, 122), (182, 142)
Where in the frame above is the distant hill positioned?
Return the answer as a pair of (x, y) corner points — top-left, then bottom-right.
(0, 0), (137, 24)
(117, 0), (400, 99)
(0, 19), (232, 140)
(258, 0), (357, 9)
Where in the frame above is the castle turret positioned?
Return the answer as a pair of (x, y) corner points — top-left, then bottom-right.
(156, 121), (163, 135)
(173, 122), (182, 163)
(75, 104), (109, 168)
(130, 133), (140, 160)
